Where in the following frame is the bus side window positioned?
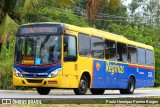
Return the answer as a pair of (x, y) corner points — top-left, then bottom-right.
(117, 42), (127, 62)
(78, 33), (90, 57)
(137, 47), (145, 65)
(91, 36), (104, 59)
(128, 45), (137, 64)
(146, 49), (154, 66)
(105, 40), (116, 60)
(64, 35), (77, 61)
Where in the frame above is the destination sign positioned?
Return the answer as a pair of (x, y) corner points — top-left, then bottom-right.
(17, 24), (62, 35)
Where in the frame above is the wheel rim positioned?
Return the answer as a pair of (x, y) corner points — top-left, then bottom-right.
(129, 81), (134, 92)
(80, 79), (86, 91)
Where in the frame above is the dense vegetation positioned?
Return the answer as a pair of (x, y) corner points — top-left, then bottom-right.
(0, 0), (160, 89)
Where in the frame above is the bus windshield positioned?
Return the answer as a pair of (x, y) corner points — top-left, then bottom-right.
(15, 35), (61, 65)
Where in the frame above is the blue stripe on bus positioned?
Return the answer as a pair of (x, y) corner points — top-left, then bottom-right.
(14, 62), (61, 78)
(92, 60), (154, 89)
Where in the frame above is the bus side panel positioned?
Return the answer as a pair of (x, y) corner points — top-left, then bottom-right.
(146, 69), (154, 87)
(128, 65), (154, 88)
(116, 63), (128, 89)
(77, 57), (93, 87)
(92, 60), (106, 88)
(62, 62), (79, 88)
(92, 60), (129, 89)
(106, 61), (120, 88)
(140, 68), (148, 87)
(104, 61), (112, 88)
(91, 60), (154, 89)
(128, 66), (145, 88)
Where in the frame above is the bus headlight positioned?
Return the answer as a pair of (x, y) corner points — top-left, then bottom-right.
(14, 68), (23, 77)
(48, 68), (62, 78)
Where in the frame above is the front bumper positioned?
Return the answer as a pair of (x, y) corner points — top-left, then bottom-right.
(13, 74), (63, 88)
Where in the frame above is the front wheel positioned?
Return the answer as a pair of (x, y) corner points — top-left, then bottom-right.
(36, 87), (51, 95)
(74, 75), (88, 95)
(90, 89), (105, 95)
(120, 77), (135, 94)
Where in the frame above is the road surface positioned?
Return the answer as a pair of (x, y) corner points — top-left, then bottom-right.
(0, 89), (160, 99)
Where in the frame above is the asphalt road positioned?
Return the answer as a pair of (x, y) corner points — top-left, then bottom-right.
(0, 89), (160, 99)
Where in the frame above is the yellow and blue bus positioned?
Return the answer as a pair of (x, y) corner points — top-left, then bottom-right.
(13, 22), (154, 95)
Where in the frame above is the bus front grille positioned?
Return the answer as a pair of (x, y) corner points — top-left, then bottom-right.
(26, 79), (43, 83)
(21, 68), (51, 73)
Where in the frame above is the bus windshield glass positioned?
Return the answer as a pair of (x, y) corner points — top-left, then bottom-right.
(15, 35), (61, 65)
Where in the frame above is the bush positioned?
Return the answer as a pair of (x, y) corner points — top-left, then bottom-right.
(0, 36), (15, 89)
(154, 79), (160, 87)
(24, 7), (89, 27)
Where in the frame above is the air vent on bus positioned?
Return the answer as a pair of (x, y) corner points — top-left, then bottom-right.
(26, 79), (43, 83)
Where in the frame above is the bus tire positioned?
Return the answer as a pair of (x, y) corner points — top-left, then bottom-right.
(74, 75), (88, 95)
(36, 87), (51, 95)
(119, 77), (135, 94)
(90, 89), (105, 95)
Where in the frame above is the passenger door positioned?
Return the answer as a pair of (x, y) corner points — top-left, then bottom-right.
(62, 30), (79, 88)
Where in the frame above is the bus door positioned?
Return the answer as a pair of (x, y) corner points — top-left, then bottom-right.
(62, 30), (79, 88)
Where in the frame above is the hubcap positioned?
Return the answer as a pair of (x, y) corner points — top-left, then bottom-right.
(80, 80), (86, 91)
(130, 82), (134, 92)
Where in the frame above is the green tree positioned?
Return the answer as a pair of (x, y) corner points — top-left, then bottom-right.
(0, 0), (19, 52)
(129, 0), (139, 16)
(86, 0), (120, 25)
(96, 1), (127, 29)
(128, 0), (160, 27)
(0, 0), (74, 53)
(143, 0), (160, 27)
(23, 7), (88, 27)
(0, 0), (76, 90)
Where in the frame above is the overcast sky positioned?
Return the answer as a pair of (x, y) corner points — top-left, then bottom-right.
(122, 0), (132, 6)
(122, 0), (133, 14)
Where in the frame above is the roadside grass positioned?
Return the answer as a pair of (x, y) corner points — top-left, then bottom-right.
(137, 87), (160, 90)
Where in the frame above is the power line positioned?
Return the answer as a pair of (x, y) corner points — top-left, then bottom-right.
(72, 6), (160, 21)
(39, 6), (160, 25)
(76, 15), (147, 23)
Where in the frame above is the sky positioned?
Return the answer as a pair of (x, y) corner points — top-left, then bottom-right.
(122, 0), (132, 6)
(122, 0), (132, 14)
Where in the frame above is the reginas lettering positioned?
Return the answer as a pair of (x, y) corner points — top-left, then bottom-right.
(106, 62), (124, 75)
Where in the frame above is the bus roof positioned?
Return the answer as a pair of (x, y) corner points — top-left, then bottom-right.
(65, 23), (153, 50)
(19, 22), (153, 50)
(20, 22), (65, 27)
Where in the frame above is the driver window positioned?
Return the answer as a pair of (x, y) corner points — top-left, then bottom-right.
(64, 35), (77, 61)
